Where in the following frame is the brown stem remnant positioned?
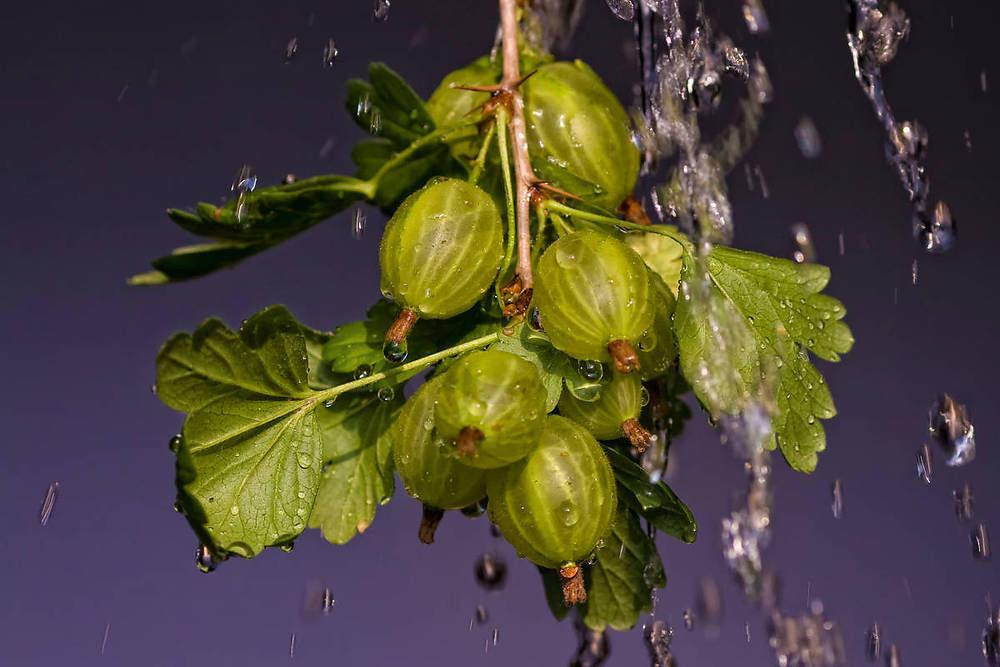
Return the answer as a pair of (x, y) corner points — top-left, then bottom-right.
(501, 279), (533, 319)
(619, 195), (651, 226)
(419, 505), (444, 545)
(607, 339), (641, 374)
(385, 308), (418, 347)
(456, 425), (485, 458)
(622, 417), (654, 453)
(559, 563), (587, 605)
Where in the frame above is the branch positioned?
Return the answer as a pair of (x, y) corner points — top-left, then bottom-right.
(498, 0), (537, 316)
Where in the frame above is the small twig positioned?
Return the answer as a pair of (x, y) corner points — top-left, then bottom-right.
(499, 0), (537, 311)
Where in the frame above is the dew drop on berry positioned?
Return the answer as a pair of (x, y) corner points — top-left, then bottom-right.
(577, 359), (604, 382)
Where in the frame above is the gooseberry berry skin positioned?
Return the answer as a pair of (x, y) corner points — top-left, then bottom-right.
(626, 230), (684, 298)
(558, 371), (644, 441)
(486, 415), (616, 570)
(637, 271), (678, 382)
(533, 231), (654, 368)
(392, 376), (487, 511)
(435, 350), (548, 469)
(426, 56), (500, 161)
(379, 178), (504, 319)
(523, 61), (639, 212)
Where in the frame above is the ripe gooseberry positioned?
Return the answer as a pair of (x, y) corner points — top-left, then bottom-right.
(379, 178), (504, 361)
(435, 350), (548, 468)
(486, 415), (616, 604)
(393, 376), (488, 544)
(558, 370), (655, 452)
(533, 230), (654, 374)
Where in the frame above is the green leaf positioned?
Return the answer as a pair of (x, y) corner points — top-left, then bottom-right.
(307, 394), (401, 544)
(674, 246), (854, 472)
(133, 175), (369, 284)
(158, 307), (327, 557)
(602, 446), (697, 543)
(582, 504), (666, 631)
(346, 63), (435, 149)
(322, 299), (501, 390)
(489, 323), (575, 412)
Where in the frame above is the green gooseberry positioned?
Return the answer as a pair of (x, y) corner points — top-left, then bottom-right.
(486, 415), (616, 604)
(393, 376), (488, 543)
(558, 371), (655, 452)
(533, 230), (655, 374)
(435, 350), (548, 469)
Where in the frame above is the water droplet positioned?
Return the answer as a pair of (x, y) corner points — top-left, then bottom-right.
(168, 434), (182, 453)
(638, 329), (657, 352)
(230, 164), (256, 224)
(953, 483), (974, 521)
(865, 622), (881, 660)
(603, 0), (634, 21)
(352, 208), (366, 239)
(644, 620), (676, 666)
(886, 643), (901, 667)
(527, 307), (543, 331)
(928, 394), (975, 466)
(383, 339), (408, 363)
(915, 443), (933, 484)
(377, 386), (395, 402)
(196, 544), (216, 573)
(982, 605), (999, 665)
(639, 386), (650, 407)
(353, 363), (372, 380)
(831, 478), (843, 519)
(559, 501), (579, 527)
(577, 359), (604, 382)
(296, 452), (313, 469)
(278, 541), (294, 552)
(282, 173), (296, 185)
(474, 553), (507, 591)
(322, 398), (336, 409)
(971, 523), (991, 560)
(373, 0), (390, 22)
(742, 0), (769, 33)
(790, 223), (816, 263)
(572, 616), (610, 665)
(682, 609), (694, 631)
(913, 201), (956, 254)
(284, 36), (298, 63)
(39, 482), (59, 526)
(322, 38), (338, 68)
(470, 604), (489, 628)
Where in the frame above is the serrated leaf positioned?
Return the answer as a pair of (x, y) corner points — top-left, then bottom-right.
(489, 324), (574, 412)
(582, 505), (666, 631)
(158, 307), (327, 558)
(675, 246), (853, 472)
(133, 175), (369, 284)
(603, 446), (697, 543)
(307, 395), (400, 544)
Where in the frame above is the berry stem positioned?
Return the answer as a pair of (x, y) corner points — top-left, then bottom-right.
(559, 563), (587, 605)
(419, 505), (445, 544)
(542, 199), (694, 254)
(499, 0), (537, 303)
(495, 107), (517, 284)
(469, 120), (498, 186)
(385, 308), (419, 348)
(456, 425), (485, 458)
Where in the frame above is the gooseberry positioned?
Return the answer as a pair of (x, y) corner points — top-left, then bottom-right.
(533, 230), (654, 373)
(486, 415), (616, 604)
(435, 350), (548, 469)
(558, 370), (655, 452)
(393, 376), (488, 543)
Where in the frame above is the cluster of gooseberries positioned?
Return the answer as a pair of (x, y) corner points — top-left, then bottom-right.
(380, 54), (677, 604)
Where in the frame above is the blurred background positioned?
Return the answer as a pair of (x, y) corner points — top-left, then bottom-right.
(1, 0), (997, 664)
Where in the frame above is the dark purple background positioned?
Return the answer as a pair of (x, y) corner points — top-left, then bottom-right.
(2, 1), (997, 665)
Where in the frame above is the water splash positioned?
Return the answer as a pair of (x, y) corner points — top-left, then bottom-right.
(885, 643), (901, 667)
(323, 38), (339, 68)
(791, 223), (816, 264)
(767, 600), (847, 666)
(984, 604), (1000, 665)
(953, 483), (974, 521)
(831, 479), (843, 519)
(742, 0), (769, 34)
(865, 621), (881, 661)
(971, 523), (991, 561)
(914, 443), (933, 484)
(928, 394), (975, 466)
(643, 620), (677, 667)
(284, 36), (298, 63)
(569, 615), (610, 666)
(694, 576), (724, 634)
(231, 164), (257, 224)
(373, 0), (390, 22)
(845, 0), (955, 252)
(604, 0), (635, 21)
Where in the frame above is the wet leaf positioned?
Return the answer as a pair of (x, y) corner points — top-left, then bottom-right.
(602, 446), (697, 543)
(582, 504), (666, 631)
(346, 62), (435, 149)
(674, 246), (853, 472)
